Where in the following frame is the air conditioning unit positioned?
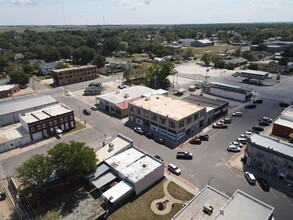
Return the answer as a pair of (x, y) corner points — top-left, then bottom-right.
(203, 203), (213, 215)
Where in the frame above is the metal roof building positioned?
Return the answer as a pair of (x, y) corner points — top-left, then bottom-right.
(0, 95), (58, 126)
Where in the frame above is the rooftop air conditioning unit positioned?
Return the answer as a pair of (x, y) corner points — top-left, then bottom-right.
(203, 203), (213, 215)
(124, 94), (129, 98)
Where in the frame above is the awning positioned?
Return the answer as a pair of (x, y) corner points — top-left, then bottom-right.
(116, 100), (134, 110)
(55, 128), (63, 134)
(91, 172), (116, 189)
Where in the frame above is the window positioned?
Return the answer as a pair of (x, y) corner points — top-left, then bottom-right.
(49, 121), (53, 126)
(187, 117), (192, 124)
(30, 127), (35, 132)
(60, 118), (63, 123)
(53, 120), (57, 125)
(194, 114), (198, 120)
(37, 125), (41, 130)
(151, 114), (157, 121)
(42, 123), (46, 128)
(159, 117), (166, 125)
(64, 117), (68, 122)
(143, 111), (149, 118)
(179, 120), (184, 128)
(70, 115), (73, 120)
(136, 109), (141, 115)
(168, 120), (175, 128)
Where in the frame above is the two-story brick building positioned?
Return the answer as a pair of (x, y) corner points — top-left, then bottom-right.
(128, 95), (206, 140)
(53, 65), (97, 86)
(19, 104), (75, 141)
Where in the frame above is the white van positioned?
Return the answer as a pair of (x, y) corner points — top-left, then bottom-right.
(168, 163), (181, 175)
(237, 138), (247, 144)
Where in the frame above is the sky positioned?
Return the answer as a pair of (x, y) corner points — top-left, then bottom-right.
(0, 0), (293, 25)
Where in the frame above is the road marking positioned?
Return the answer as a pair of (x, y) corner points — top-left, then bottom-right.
(271, 190), (278, 199)
(188, 174), (194, 179)
(235, 174), (242, 179)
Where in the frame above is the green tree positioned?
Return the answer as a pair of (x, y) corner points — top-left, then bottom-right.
(7, 64), (30, 86)
(55, 62), (69, 70)
(44, 47), (60, 62)
(184, 47), (193, 58)
(248, 63), (259, 70)
(16, 154), (53, 193)
(201, 53), (211, 66)
(0, 55), (9, 72)
(211, 54), (224, 68)
(48, 141), (97, 179)
(72, 46), (96, 65)
(93, 55), (106, 68)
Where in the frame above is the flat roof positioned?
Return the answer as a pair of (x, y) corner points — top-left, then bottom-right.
(53, 65), (96, 72)
(20, 104), (72, 124)
(281, 105), (293, 121)
(0, 123), (29, 143)
(130, 95), (205, 121)
(91, 172), (116, 189)
(240, 70), (269, 76)
(120, 155), (162, 183)
(102, 180), (133, 203)
(97, 86), (157, 105)
(215, 190), (274, 220)
(209, 82), (242, 89)
(184, 94), (228, 108)
(105, 148), (144, 172)
(172, 185), (230, 220)
(0, 84), (15, 91)
(197, 39), (213, 44)
(0, 95), (58, 116)
(85, 163), (110, 181)
(96, 135), (133, 163)
(274, 118), (293, 128)
(249, 134), (293, 158)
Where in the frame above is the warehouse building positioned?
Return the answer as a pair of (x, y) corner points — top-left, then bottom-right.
(128, 95), (206, 140)
(272, 105), (293, 139)
(0, 95), (58, 126)
(191, 39), (214, 47)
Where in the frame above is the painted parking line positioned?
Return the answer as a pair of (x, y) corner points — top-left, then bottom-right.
(270, 190), (278, 199)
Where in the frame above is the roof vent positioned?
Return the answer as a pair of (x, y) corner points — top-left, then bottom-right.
(203, 203), (213, 215)
(142, 164), (147, 168)
(108, 143), (114, 151)
(145, 96), (151, 101)
(220, 209), (224, 215)
(156, 97), (159, 99)
(115, 91), (120, 94)
(124, 93), (129, 98)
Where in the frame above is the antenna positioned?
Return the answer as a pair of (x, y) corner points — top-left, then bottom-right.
(61, 1), (66, 27)
(103, 16), (105, 27)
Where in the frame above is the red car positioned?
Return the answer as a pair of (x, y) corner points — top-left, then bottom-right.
(189, 138), (201, 144)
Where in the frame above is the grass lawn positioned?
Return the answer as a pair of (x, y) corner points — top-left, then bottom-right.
(62, 120), (86, 136)
(190, 44), (238, 57)
(167, 182), (194, 201)
(108, 179), (193, 220)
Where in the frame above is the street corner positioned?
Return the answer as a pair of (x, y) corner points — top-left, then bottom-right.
(228, 150), (244, 172)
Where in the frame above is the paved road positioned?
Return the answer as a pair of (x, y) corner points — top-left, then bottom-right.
(1, 72), (293, 219)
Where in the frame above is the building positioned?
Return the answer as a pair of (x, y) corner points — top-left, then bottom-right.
(203, 82), (252, 102)
(224, 57), (248, 67)
(19, 103), (75, 141)
(183, 94), (229, 122)
(128, 95), (206, 140)
(245, 134), (293, 185)
(0, 84), (20, 99)
(52, 65), (97, 86)
(39, 61), (60, 75)
(172, 185), (274, 220)
(14, 53), (24, 61)
(178, 39), (196, 47)
(191, 39), (214, 47)
(272, 105), (293, 138)
(97, 86), (167, 118)
(0, 95), (58, 126)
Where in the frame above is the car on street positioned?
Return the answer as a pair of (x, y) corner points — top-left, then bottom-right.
(259, 120), (270, 126)
(168, 163), (181, 175)
(145, 132), (154, 139)
(154, 155), (163, 162)
(189, 138), (201, 144)
(82, 109), (91, 115)
(195, 134), (209, 141)
(232, 112), (242, 117)
(134, 127), (144, 135)
(154, 137), (165, 144)
(245, 171), (256, 185)
(230, 141), (243, 148)
(232, 72), (239, 77)
(245, 104), (256, 109)
(252, 126), (264, 132)
(213, 122), (228, 129)
(260, 117), (273, 123)
(91, 106), (98, 111)
(227, 145), (241, 152)
(253, 99), (263, 104)
(220, 117), (232, 124)
(176, 151), (193, 159)
(257, 178), (270, 191)
(279, 102), (290, 107)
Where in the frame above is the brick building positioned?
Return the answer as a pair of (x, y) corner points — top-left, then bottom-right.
(19, 104), (75, 141)
(0, 84), (20, 99)
(53, 65), (97, 86)
(272, 105), (293, 139)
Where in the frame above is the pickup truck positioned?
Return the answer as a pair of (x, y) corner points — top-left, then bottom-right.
(176, 151), (193, 159)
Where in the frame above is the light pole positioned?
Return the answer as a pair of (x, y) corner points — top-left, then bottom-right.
(208, 176), (213, 186)
(205, 68), (209, 84)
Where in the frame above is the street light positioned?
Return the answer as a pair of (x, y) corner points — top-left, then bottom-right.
(205, 68), (209, 84)
(208, 176), (213, 186)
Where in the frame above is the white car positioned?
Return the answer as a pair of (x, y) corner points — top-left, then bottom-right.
(168, 163), (181, 175)
(245, 172), (256, 185)
(240, 134), (248, 138)
(232, 112), (242, 117)
(227, 145), (241, 152)
(230, 141), (243, 148)
(244, 131), (253, 136)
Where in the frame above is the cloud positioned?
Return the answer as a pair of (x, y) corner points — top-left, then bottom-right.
(11, 0), (36, 5)
(144, 0), (151, 5)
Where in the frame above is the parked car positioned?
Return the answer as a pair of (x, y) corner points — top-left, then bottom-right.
(176, 151), (193, 159)
(195, 134), (209, 141)
(227, 145), (241, 152)
(91, 106), (98, 111)
(134, 127), (144, 135)
(232, 112), (242, 117)
(279, 102), (290, 107)
(145, 132), (154, 139)
(154, 155), (163, 162)
(259, 120), (270, 126)
(82, 109), (91, 115)
(252, 126), (264, 132)
(168, 163), (181, 175)
(232, 72), (239, 77)
(245, 104), (256, 109)
(253, 99), (263, 104)
(189, 138), (201, 144)
(118, 84), (126, 89)
(244, 131), (253, 136)
(257, 178), (270, 191)
(154, 137), (164, 144)
(236, 138), (247, 144)
(213, 122), (228, 129)
(220, 117), (232, 124)
(245, 172), (256, 185)
(260, 117), (273, 123)
(230, 141), (243, 148)
(240, 134), (248, 139)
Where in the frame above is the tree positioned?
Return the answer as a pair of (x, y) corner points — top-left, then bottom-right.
(7, 64), (30, 86)
(16, 154), (53, 194)
(201, 53), (211, 66)
(248, 63), (259, 70)
(44, 47), (60, 62)
(55, 62), (69, 70)
(48, 141), (97, 179)
(211, 54), (224, 68)
(0, 55), (9, 72)
(184, 47), (193, 58)
(92, 55), (106, 68)
(72, 46), (96, 65)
